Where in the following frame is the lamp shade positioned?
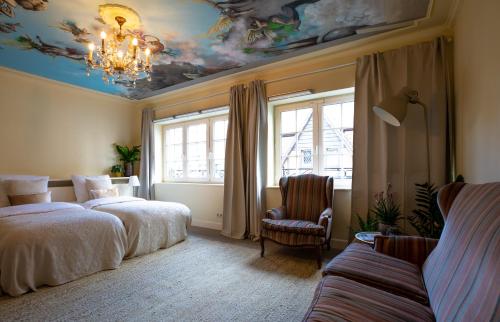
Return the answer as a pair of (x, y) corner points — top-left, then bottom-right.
(373, 94), (408, 127)
(128, 175), (140, 187)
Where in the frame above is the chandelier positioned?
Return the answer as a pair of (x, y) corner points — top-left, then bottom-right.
(85, 14), (152, 86)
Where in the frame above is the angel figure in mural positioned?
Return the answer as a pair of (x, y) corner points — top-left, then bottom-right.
(202, 0), (320, 50)
(6, 35), (84, 61)
(57, 20), (91, 44)
(0, 0), (47, 17)
(0, 21), (20, 33)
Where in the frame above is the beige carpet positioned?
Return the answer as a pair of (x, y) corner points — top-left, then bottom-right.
(0, 227), (339, 322)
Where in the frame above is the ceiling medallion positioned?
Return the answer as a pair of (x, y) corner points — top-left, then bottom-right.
(85, 4), (152, 86)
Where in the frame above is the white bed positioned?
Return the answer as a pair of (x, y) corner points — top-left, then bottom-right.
(0, 202), (127, 297)
(82, 196), (192, 258)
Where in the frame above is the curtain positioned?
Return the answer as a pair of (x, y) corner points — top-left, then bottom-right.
(138, 107), (155, 200)
(222, 80), (267, 240)
(351, 37), (455, 235)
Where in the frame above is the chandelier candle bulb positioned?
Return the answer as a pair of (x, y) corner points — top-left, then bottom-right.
(100, 31), (107, 53)
(87, 43), (95, 62)
(132, 38), (138, 59)
(145, 47), (151, 65)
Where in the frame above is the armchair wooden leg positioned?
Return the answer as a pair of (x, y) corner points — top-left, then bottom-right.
(316, 246), (322, 269)
(260, 237), (265, 257)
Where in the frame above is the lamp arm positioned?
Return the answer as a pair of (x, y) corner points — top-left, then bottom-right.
(412, 99), (431, 184)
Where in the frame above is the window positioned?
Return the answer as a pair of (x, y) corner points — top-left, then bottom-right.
(275, 92), (354, 188)
(163, 114), (228, 183)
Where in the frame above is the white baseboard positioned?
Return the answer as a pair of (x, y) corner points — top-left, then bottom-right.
(191, 219), (222, 231)
(331, 238), (348, 250)
(190, 220), (348, 249)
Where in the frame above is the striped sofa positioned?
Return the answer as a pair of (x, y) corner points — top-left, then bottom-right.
(260, 174), (334, 269)
(303, 182), (500, 321)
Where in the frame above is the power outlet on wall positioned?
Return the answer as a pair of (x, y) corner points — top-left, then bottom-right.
(216, 213), (223, 218)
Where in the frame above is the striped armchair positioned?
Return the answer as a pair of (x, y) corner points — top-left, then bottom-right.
(260, 174), (334, 268)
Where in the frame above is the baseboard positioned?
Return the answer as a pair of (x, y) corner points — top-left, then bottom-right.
(191, 219), (222, 231)
(331, 238), (348, 250)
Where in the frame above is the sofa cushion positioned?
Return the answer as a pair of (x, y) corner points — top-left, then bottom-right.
(323, 242), (429, 305)
(423, 183), (500, 322)
(262, 219), (325, 236)
(303, 275), (435, 322)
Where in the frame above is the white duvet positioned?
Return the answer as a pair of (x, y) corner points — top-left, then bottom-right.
(0, 202), (127, 297)
(83, 197), (191, 258)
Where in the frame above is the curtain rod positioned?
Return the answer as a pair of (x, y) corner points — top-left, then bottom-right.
(153, 61), (356, 112)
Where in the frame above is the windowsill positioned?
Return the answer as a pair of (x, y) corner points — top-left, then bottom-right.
(156, 182), (350, 190)
(266, 185), (351, 191)
(156, 181), (224, 187)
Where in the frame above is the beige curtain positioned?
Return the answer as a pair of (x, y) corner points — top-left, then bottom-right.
(351, 37), (455, 235)
(222, 80), (267, 240)
(139, 107), (155, 200)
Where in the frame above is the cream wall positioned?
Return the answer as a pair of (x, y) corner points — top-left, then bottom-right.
(0, 68), (141, 179)
(453, 0), (500, 183)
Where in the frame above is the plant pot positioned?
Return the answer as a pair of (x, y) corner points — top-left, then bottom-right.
(378, 223), (391, 235)
(378, 223), (400, 236)
(111, 172), (122, 178)
(124, 162), (133, 177)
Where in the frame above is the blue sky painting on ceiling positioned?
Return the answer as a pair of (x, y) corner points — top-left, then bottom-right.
(0, 0), (430, 100)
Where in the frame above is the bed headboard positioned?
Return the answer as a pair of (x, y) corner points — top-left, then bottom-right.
(48, 177), (133, 202)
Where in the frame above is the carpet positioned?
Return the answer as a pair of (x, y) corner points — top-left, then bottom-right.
(0, 227), (339, 322)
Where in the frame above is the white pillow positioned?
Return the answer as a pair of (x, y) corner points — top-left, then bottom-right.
(72, 175), (111, 203)
(4, 178), (49, 195)
(89, 187), (119, 199)
(0, 175), (49, 207)
(85, 177), (113, 196)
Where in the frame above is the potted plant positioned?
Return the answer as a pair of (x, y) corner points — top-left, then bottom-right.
(370, 184), (402, 235)
(409, 175), (464, 239)
(354, 213), (378, 233)
(115, 144), (141, 177)
(110, 164), (123, 177)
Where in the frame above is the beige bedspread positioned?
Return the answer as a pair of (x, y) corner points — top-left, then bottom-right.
(83, 197), (191, 258)
(0, 202), (127, 297)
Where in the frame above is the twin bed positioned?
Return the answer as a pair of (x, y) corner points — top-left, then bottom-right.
(82, 196), (191, 258)
(0, 175), (191, 297)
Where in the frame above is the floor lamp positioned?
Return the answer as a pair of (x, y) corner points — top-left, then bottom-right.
(372, 88), (431, 184)
(373, 88), (431, 234)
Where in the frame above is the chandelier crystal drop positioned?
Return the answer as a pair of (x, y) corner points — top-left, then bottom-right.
(85, 16), (152, 86)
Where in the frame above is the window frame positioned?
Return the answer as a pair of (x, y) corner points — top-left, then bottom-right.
(162, 113), (228, 184)
(273, 93), (354, 188)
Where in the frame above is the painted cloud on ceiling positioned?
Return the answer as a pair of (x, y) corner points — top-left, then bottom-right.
(0, 0), (430, 99)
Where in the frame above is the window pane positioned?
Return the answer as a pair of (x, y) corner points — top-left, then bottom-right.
(188, 123), (206, 142)
(323, 104), (342, 128)
(185, 123), (207, 179)
(280, 107), (313, 177)
(321, 101), (354, 185)
(213, 120), (228, 140)
(164, 126), (184, 179)
(166, 127), (182, 145)
(212, 159), (225, 180)
(187, 160), (207, 178)
(342, 101), (354, 128)
(211, 118), (228, 181)
(281, 110), (296, 134)
(166, 144), (182, 161)
(165, 161), (183, 179)
(213, 140), (226, 159)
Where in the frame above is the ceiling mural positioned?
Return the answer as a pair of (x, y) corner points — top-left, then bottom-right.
(0, 0), (430, 100)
